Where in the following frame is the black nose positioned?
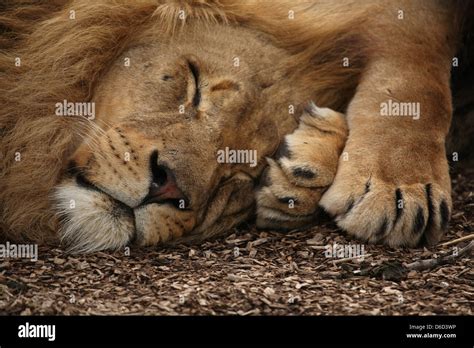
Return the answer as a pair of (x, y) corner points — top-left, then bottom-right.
(140, 151), (188, 207)
(150, 150), (168, 186)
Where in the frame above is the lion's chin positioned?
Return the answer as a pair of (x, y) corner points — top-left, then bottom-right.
(54, 183), (136, 254)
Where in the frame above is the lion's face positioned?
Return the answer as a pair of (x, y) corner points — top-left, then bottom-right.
(54, 24), (303, 252)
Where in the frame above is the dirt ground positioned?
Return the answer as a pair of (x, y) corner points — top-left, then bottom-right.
(0, 166), (472, 315)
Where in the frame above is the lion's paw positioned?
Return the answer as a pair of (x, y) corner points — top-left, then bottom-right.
(256, 102), (347, 230)
(319, 142), (452, 247)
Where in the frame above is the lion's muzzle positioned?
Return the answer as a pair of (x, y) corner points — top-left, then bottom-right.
(54, 125), (200, 253)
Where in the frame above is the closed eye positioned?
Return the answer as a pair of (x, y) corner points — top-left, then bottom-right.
(188, 61), (201, 107)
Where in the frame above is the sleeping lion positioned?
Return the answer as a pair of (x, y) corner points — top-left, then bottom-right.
(0, 0), (471, 252)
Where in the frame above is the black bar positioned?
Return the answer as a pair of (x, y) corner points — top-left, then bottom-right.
(0, 316), (471, 346)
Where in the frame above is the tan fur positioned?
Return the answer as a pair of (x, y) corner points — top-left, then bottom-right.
(0, 0), (465, 250)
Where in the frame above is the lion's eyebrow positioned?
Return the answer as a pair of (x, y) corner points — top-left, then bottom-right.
(187, 61), (201, 107)
(210, 80), (240, 92)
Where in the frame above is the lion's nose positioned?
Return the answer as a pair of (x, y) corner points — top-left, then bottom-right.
(140, 151), (188, 207)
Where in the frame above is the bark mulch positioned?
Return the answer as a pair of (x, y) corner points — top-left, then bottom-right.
(0, 167), (472, 315)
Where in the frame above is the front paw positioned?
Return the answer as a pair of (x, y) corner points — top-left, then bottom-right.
(319, 137), (452, 247)
(256, 102), (347, 230)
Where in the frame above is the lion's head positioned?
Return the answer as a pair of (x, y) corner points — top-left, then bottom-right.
(54, 22), (306, 252)
(0, 0), (364, 252)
